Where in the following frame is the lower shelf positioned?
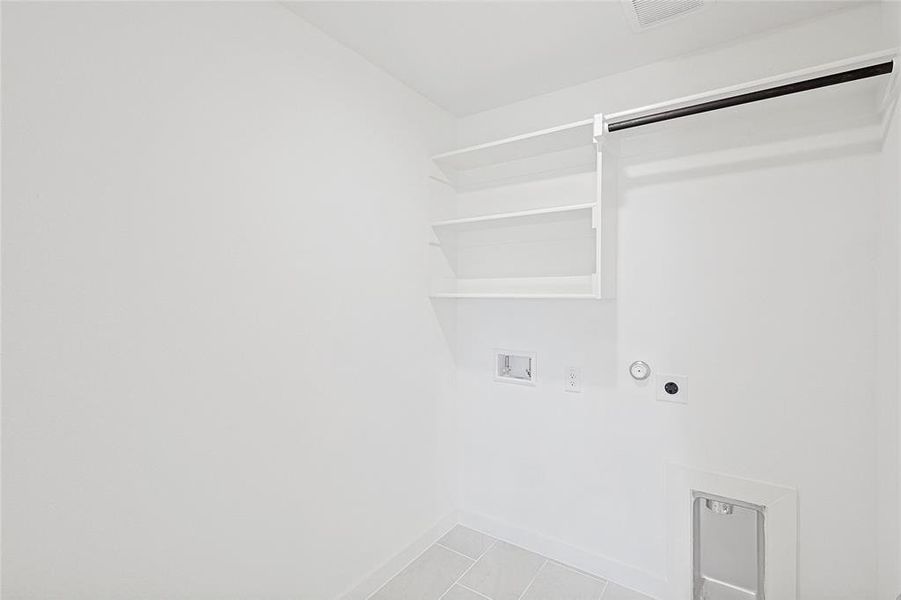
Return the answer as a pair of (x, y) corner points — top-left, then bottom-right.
(430, 275), (598, 299)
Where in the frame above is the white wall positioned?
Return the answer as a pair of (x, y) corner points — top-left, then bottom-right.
(876, 85), (901, 600)
(877, 2), (901, 593)
(452, 5), (900, 599)
(1, 3), (455, 599)
(892, 5), (901, 592)
(881, 4), (901, 595)
(457, 152), (883, 599)
(878, 86), (901, 600)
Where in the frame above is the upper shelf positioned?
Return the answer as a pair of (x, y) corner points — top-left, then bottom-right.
(433, 119), (593, 171)
(432, 120), (596, 190)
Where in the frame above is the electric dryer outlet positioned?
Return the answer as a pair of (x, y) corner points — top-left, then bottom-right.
(656, 374), (687, 403)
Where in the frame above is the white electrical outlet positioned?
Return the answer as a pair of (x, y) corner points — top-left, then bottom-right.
(656, 374), (687, 403)
(565, 367), (582, 393)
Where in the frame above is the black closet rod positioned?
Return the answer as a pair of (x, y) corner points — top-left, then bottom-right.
(606, 60), (894, 133)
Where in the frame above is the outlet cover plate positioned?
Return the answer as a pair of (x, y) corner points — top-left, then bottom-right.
(565, 367), (582, 393)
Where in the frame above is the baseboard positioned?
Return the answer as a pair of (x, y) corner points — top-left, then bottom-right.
(458, 510), (667, 599)
(336, 511), (460, 600)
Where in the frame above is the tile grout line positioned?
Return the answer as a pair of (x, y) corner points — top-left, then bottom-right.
(436, 539), (498, 600)
(601, 580), (656, 600)
(435, 542), (483, 562)
(514, 559), (548, 600)
(457, 583), (494, 600)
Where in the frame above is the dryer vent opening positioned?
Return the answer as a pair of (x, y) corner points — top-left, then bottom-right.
(693, 492), (765, 600)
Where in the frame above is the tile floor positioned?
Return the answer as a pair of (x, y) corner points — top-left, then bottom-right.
(370, 525), (654, 600)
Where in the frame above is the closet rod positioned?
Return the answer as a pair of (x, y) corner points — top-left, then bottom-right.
(606, 60), (894, 133)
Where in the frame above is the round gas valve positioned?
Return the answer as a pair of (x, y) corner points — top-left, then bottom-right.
(629, 360), (650, 381)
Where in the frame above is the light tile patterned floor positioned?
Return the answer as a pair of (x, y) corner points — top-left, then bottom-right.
(369, 525), (654, 600)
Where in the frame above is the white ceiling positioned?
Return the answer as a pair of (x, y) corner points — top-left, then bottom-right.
(286, 1), (863, 116)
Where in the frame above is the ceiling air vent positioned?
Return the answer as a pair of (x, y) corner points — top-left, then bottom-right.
(623, 0), (707, 30)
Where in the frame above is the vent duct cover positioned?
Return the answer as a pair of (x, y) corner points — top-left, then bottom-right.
(623, 0), (707, 30)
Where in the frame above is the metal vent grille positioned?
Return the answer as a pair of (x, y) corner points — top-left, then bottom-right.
(628, 0), (705, 28)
